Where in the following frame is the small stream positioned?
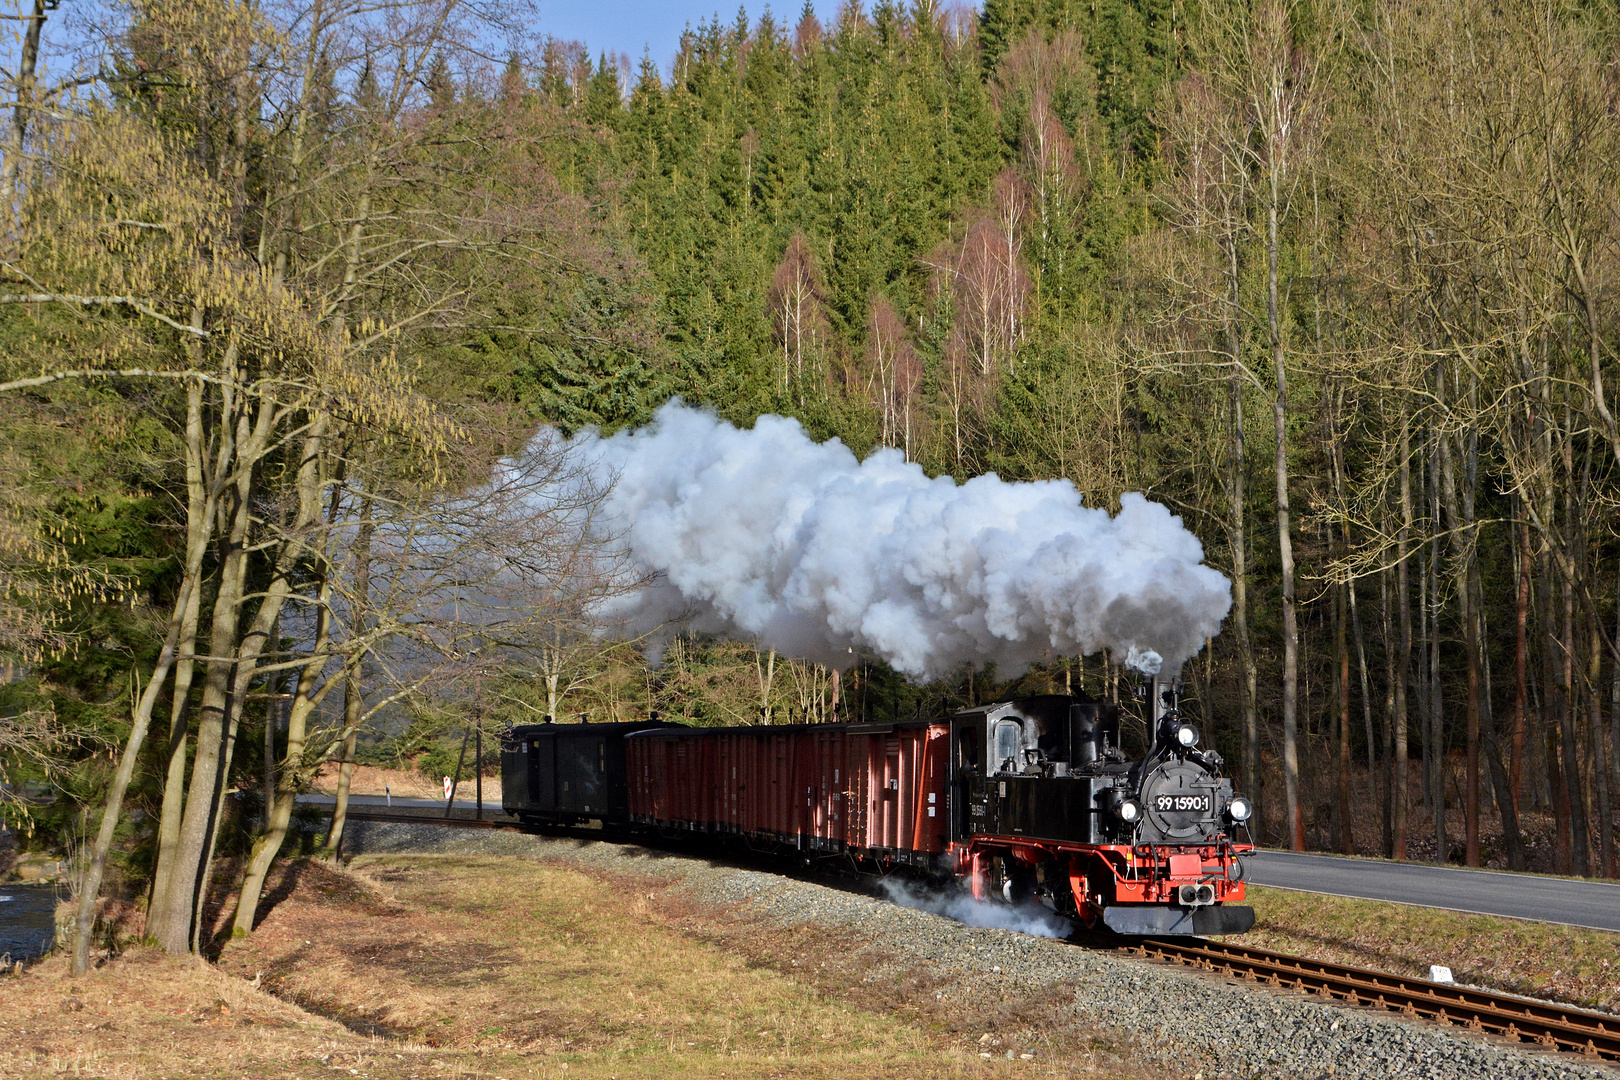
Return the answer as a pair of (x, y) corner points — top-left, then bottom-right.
(0, 883), (63, 963)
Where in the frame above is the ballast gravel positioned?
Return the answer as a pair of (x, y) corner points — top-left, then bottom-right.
(343, 820), (1615, 1080)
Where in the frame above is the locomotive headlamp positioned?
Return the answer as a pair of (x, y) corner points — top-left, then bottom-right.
(1174, 722), (1200, 748)
(1227, 796), (1253, 822)
(1115, 797), (1143, 823)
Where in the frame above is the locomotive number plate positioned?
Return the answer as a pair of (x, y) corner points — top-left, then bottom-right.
(1154, 794), (1210, 813)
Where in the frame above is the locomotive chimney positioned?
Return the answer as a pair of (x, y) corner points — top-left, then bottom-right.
(1151, 667), (1184, 730)
(1150, 672), (1174, 725)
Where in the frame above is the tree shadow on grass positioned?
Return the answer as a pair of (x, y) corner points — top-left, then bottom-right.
(198, 858), (321, 960)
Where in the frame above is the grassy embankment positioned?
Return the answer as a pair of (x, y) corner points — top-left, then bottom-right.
(1, 854), (1158, 1080)
(5, 852), (1617, 1080)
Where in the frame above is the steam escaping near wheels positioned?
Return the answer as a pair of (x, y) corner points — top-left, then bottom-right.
(878, 878), (1073, 939)
(556, 400), (1231, 679)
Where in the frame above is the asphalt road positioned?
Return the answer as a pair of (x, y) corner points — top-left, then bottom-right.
(1247, 850), (1620, 932)
(299, 793), (501, 812)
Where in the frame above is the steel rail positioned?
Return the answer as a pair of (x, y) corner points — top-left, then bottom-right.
(339, 809), (629, 846)
(1129, 935), (1620, 1062)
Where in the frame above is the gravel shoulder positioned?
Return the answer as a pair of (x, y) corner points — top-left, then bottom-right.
(343, 820), (1618, 1080)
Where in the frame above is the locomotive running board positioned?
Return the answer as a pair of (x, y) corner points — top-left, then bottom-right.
(1102, 904), (1256, 937)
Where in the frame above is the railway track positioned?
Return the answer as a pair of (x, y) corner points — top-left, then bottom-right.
(338, 809), (1620, 1066)
(340, 809), (519, 830)
(1129, 935), (1620, 1063)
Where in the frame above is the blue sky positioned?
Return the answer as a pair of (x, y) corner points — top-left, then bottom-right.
(537, 1), (848, 74)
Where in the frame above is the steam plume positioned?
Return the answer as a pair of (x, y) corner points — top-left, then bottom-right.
(563, 401), (1230, 680)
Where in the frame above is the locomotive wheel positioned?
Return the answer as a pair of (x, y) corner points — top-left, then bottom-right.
(1000, 860), (1037, 905)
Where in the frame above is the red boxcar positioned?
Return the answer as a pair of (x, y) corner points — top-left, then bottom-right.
(628, 720), (951, 869)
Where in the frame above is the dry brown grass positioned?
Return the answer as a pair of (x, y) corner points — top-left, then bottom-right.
(207, 852), (1170, 1079)
(16, 846), (1617, 1078)
(0, 939), (427, 1079)
(1242, 885), (1620, 1013)
(0, 850), (1179, 1078)
(673, 917), (1140, 1068)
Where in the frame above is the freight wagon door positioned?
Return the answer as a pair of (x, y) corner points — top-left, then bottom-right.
(816, 732), (841, 849)
(882, 736), (901, 851)
(843, 737), (871, 848)
(534, 735), (555, 812)
(557, 735), (606, 816)
(604, 735), (629, 818)
(526, 738), (541, 806)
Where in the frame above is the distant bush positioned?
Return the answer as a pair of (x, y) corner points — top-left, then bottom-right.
(354, 736), (400, 768)
(413, 738), (497, 781)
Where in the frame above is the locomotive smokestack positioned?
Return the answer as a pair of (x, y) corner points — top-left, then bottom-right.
(547, 402), (1232, 680)
(1151, 668), (1182, 726)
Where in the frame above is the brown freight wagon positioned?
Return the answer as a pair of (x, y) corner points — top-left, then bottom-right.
(627, 720), (951, 871)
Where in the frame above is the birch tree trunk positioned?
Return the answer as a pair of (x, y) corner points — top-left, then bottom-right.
(147, 379), (209, 936)
(1224, 237), (1259, 809)
(75, 379), (224, 972)
(73, 598), (187, 972)
(1612, 567), (1620, 876)
(0, 0), (46, 236)
(1513, 511), (1530, 815)
(1393, 406), (1412, 859)
(755, 647), (777, 723)
(1588, 608), (1613, 876)
(1427, 431), (1447, 864)
(150, 374), (274, 953)
(327, 499), (374, 857)
(231, 420), (335, 937)
(230, 603), (335, 938)
(1269, 194), (1303, 851)
(1436, 408), (1481, 866)
(1335, 582), (1352, 852)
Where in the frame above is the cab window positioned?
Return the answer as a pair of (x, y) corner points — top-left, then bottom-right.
(992, 720), (1022, 774)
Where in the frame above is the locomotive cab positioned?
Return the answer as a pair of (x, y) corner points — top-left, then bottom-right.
(950, 695), (1139, 849)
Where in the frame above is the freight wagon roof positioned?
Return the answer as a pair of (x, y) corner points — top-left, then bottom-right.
(624, 717), (948, 740)
(620, 695), (1100, 741)
(507, 720), (669, 738)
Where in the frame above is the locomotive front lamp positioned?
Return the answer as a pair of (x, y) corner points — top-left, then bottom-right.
(1227, 796), (1253, 822)
(1116, 797), (1142, 823)
(1174, 722), (1200, 749)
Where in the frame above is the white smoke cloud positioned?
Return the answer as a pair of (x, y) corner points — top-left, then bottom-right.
(561, 401), (1230, 680)
(878, 879), (1073, 939)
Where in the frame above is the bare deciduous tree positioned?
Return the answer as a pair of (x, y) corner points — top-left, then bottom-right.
(769, 232), (828, 403)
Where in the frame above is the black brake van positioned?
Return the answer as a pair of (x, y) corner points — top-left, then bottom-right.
(500, 720), (663, 828)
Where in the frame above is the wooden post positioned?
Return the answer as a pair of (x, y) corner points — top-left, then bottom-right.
(445, 725), (470, 818)
(475, 667), (483, 820)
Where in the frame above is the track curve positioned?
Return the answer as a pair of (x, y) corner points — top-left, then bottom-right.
(337, 809), (1619, 1065)
(1127, 935), (1620, 1062)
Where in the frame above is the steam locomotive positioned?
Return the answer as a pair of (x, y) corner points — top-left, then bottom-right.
(500, 679), (1254, 936)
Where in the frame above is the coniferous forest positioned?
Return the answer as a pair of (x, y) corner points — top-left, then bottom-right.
(3, 0), (1620, 967)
